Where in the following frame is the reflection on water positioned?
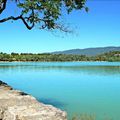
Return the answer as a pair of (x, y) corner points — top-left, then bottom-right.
(0, 62), (120, 120)
(0, 62), (120, 76)
(38, 98), (67, 108)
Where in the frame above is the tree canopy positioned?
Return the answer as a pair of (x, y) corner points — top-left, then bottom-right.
(0, 0), (88, 31)
(0, 51), (120, 62)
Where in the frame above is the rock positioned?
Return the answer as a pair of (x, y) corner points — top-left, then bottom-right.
(0, 80), (67, 120)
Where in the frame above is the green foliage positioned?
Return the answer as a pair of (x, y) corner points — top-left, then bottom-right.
(0, 51), (119, 62)
(72, 113), (96, 120)
(72, 114), (113, 120)
(0, 52), (88, 61)
(95, 51), (120, 62)
(0, 0), (88, 30)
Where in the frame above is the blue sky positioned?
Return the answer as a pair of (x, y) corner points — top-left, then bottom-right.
(0, 0), (120, 53)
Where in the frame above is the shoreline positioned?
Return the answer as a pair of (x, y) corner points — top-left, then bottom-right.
(0, 61), (119, 63)
(0, 80), (67, 120)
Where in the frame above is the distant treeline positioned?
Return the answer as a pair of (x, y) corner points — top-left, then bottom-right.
(0, 51), (120, 62)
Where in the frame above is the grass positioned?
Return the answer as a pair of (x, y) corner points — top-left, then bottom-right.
(72, 113), (113, 120)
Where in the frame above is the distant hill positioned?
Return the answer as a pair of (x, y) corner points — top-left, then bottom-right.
(52, 46), (120, 56)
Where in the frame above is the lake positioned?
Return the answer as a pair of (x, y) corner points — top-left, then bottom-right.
(0, 62), (120, 120)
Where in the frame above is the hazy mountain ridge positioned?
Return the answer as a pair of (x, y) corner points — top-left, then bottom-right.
(52, 46), (120, 56)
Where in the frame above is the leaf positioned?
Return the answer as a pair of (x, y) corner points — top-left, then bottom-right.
(85, 7), (89, 12)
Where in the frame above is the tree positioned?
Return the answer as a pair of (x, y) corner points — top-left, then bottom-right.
(0, 0), (88, 31)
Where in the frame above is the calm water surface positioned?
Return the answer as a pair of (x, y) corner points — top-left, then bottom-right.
(0, 62), (120, 120)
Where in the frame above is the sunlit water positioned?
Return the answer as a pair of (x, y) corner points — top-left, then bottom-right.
(0, 62), (120, 120)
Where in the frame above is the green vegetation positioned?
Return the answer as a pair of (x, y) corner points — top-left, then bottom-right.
(94, 51), (120, 62)
(0, 52), (88, 62)
(72, 114), (96, 120)
(0, 0), (88, 31)
(0, 51), (120, 62)
(72, 113), (113, 120)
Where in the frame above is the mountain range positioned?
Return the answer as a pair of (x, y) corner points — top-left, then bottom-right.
(52, 46), (120, 56)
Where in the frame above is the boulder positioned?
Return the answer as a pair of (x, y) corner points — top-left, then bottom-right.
(0, 80), (67, 120)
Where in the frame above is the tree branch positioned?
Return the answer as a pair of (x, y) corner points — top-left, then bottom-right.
(20, 16), (34, 30)
(0, 15), (34, 30)
(0, 0), (7, 14)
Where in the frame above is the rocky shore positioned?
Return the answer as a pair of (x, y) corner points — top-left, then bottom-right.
(0, 80), (67, 120)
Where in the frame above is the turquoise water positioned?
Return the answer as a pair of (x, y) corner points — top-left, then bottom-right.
(0, 62), (120, 120)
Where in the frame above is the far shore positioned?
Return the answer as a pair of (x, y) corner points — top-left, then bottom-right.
(0, 61), (119, 62)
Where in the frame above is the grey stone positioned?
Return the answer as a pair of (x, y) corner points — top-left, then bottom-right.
(0, 80), (67, 120)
